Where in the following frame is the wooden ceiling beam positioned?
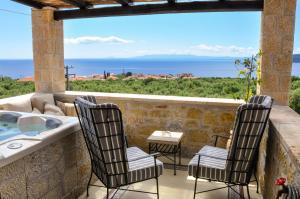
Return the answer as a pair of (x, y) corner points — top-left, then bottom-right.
(60, 0), (92, 9)
(11, 0), (46, 9)
(54, 0), (264, 20)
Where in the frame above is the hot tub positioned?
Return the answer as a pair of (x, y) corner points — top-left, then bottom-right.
(0, 110), (80, 167)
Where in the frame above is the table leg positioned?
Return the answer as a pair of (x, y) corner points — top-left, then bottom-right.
(174, 145), (176, 175)
(179, 142), (182, 165)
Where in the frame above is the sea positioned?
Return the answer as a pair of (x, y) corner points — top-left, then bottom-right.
(0, 58), (300, 79)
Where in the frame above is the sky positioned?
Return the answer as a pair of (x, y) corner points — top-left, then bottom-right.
(0, 0), (299, 59)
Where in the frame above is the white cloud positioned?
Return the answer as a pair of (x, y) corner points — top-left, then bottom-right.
(294, 47), (300, 54)
(125, 44), (257, 57)
(64, 42), (258, 58)
(64, 36), (134, 45)
(190, 44), (257, 56)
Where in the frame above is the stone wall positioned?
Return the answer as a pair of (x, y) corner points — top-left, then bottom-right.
(0, 130), (91, 199)
(257, 106), (300, 198)
(55, 91), (242, 157)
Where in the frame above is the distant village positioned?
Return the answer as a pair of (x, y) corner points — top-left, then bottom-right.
(17, 72), (195, 82)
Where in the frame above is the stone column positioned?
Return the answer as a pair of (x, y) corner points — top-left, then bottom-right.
(32, 7), (65, 93)
(259, 0), (297, 105)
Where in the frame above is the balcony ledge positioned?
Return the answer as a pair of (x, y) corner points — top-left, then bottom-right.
(56, 91), (244, 107)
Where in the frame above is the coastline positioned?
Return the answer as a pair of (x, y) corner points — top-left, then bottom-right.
(1, 58), (300, 80)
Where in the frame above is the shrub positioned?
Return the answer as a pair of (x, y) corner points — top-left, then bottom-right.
(289, 88), (300, 114)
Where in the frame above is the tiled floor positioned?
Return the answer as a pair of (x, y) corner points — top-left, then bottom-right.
(79, 169), (261, 199)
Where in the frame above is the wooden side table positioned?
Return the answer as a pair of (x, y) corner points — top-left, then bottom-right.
(147, 131), (184, 175)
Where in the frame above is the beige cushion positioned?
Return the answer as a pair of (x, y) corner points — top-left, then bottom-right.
(56, 101), (76, 116)
(32, 108), (42, 114)
(44, 103), (65, 116)
(3, 98), (32, 112)
(30, 93), (55, 105)
(56, 101), (66, 114)
(31, 97), (47, 113)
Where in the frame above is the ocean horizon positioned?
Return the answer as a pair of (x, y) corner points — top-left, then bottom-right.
(1, 57), (300, 79)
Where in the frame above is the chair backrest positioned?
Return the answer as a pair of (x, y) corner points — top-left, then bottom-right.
(82, 95), (97, 104)
(74, 97), (128, 187)
(226, 95), (273, 184)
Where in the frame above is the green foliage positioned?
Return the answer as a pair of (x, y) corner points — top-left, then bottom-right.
(0, 77), (34, 99)
(69, 78), (249, 99)
(289, 88), (300, 114)
(235, 51), (262, 101)
(1, 75), (300, 114)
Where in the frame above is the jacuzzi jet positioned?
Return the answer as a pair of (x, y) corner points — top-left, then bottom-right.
(7, 142), (23, 149)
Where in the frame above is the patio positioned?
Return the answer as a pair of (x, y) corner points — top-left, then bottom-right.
(0, 0), (299, 198)
(79, 169), (261, 199)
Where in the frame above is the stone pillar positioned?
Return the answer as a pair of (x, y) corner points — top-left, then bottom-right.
(259, 0), (297, 105)
(32, 8), (65, 93)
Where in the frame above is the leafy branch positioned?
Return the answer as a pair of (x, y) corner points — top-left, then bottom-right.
(235, 50), (262, 101)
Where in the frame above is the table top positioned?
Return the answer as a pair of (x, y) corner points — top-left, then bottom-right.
(147, 131), (184, 145)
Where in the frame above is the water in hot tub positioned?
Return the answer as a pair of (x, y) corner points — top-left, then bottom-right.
(0, 121), (50, 141)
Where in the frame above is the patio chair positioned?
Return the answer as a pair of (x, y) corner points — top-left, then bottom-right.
(188, 95), (273, 199)
(74, 96), (163, 199)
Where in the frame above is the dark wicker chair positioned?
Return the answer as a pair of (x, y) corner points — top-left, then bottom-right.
(188, 95), (273, 199)
(74, 96), (163, 199)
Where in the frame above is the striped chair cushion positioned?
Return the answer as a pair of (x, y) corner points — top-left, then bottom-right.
(249, 95), (271, 106)
(188, 95), (272, 184)
(226, 96), (272, 184)
(75, 97), (129, 185)
(188, 146), (229, 182)
(82, 95), (97, 104)
(104, 147), (163, 188)
(75, 97), (163, 188)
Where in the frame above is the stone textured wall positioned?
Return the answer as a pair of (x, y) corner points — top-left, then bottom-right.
(55, 92), (241, 157)
(257, 106), (300, 198)
(0, 130), (92, 199)
(259, 0), (297, 105)
(32, 8), (65, 93)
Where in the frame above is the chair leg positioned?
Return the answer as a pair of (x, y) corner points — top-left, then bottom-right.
(246, 185), (251, 199)
(254, 173), (259, 193)
(86, 170), (93, 197)
(174, 147), (177, 175)
(194, 155), (201, 199)
(156, 177), (160, 199)
(107, 187), (109, 199)
(193, 177), (198, 199)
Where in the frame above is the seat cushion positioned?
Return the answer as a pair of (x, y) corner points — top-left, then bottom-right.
(44, 103), (65, 116)
(127, 147), (163, 183)
(105, 147), (163, 188)
(30, 93), (55, 105)
(32, 107), (42, 114)
(188, 145), (229, 182)
(31, 96), (47, 113)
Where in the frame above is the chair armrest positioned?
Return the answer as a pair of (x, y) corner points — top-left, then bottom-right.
(124, 134), (129, 148)
(212, 134), (231, 147)
(195, 152), (227, 161)
(128, 152), (161, 162)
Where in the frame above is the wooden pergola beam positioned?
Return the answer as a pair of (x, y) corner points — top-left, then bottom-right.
(167, 0), (175, 5)
(60, 0), (91, 8)
(11, 0), (46, 9)
(115, 0), (132, 6)
(54, 0), (264, 20)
